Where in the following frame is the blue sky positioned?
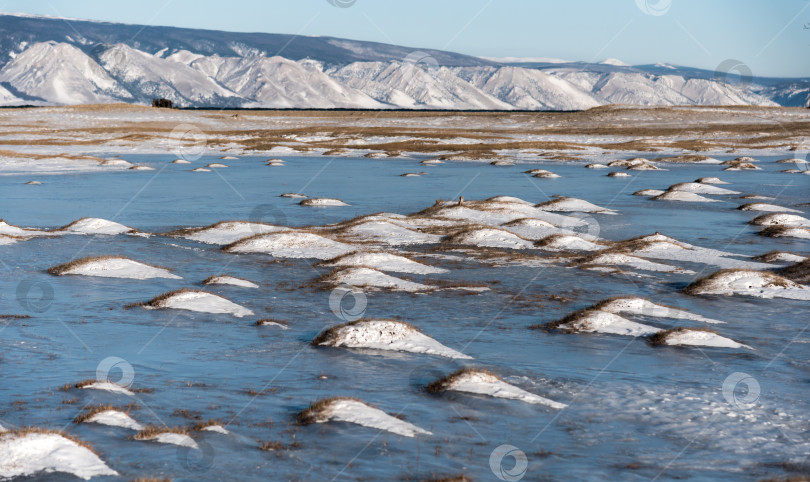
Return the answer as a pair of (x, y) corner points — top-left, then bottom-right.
(4, 0), (810, 77)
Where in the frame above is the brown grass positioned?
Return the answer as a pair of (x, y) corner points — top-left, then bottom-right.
(425, 367), (498, 393)
(296, 396), (365, 425)
(775, 259), (810, 283)
(0, 314), (31, 319)
(74, 404), (138, 424)
(259, 440), (302, 451)
(134, 424), (190, 440)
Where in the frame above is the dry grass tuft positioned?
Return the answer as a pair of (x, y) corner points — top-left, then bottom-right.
(259, 440), (302, 451)
(134, 424), (190, 440)
(775, 259), (810, 284)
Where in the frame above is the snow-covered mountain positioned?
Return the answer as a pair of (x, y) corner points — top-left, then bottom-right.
(0, 13), (806, 110)
(0, 41), (132, 104)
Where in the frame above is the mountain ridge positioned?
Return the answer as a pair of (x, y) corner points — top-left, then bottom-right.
(0, 13), (807, 110)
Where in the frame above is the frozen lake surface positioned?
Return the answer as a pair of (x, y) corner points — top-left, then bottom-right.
(0, 152), (808, 481)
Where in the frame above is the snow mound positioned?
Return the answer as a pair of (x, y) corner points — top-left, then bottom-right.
(627, 162), (664, 171)
(280, 192), (307, 199)
(738, 203), (802, 213)
(554, 311), (660, 337)
(203, 275), (259, 288)
(178, 221), (285, 245)
(79, 381), (134, 396)
(598, 297), (723, 324)
(201, 425), (229, 434)
(84, 410), (143, 431)
(172, 159), (191, 164)
(526, 169), (560, 178)
(100, 159), (133, 168)
(607, 172), (631, 177)
(445, 228), (534, 249)
(585, 163), (609, 169)
(685, 270), (810, 300)
(651, 328), (750, 349)
(141, 290), (254, 317)
(614, 234), (770, 270)
(0, 221), (52, 237)
(0, 235), (20, 246)
(750, 213), (810, 228)
(652, 191), (719, 203)
(428, 369), (566, 409)
(487, 196), (535, 205)
(225, 232), (355, 259)
(536, 197), (617, 214)
(695, 177), (729, 184)
(579, 253), (692, 274)
(206, 163), (227, 168)
(0, 431), (118, 480)
(633, 189), (665, 197)
(137, 430), (198, 449)
(761, 226), (810, 239)
(298, 398), (431, 438)
(299, 198), (350, 207)
(129, 165), (154, 171)
(536, 234), (603, 251)
(608, 158), (648, 168)
(753, 252), (807, 264)
(341, 221), (442, 246)
(191, 167), (210, 172)
(667, 182), (740, 195)
(48, 256), (181, 280)
(313, 319), (471, 359)
(723, 162), (760, 171)
(59, 218), (133, 235)
(221, 156), (239, 160)
(323, 268), (432, 292)
(321, 252), (447, 275)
